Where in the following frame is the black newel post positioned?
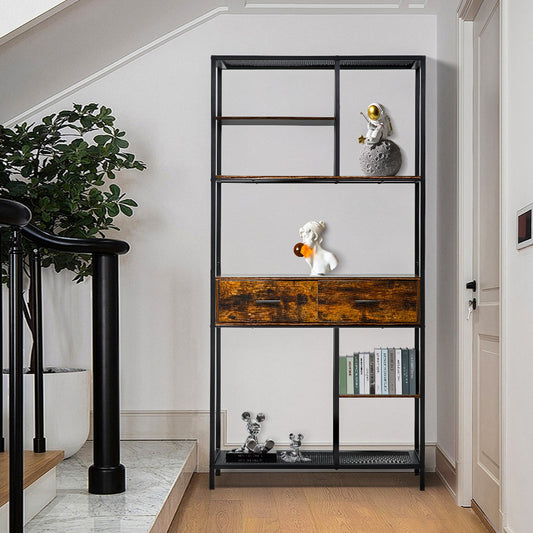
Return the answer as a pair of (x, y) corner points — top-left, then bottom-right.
(0, 232), (4, 453)
(88, 252), (125, 494)
(30, 249), (46, 453)
(9, 229), (24, 533)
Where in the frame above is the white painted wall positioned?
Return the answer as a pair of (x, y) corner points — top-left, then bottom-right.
(435, 0), (459, 464)
(501, 1), (533, 530)
(3, 12), (441, 449)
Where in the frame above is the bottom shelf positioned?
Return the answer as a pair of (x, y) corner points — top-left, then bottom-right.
(215, 449), (420, 469)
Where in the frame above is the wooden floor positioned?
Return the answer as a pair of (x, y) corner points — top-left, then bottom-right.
(169, 472), (489, 533)
(0, 450), (64, 507)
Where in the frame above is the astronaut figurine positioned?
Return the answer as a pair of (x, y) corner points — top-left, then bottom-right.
(232, 411), (275, 454)
(359, 102), (393, 146)
(280, 433), (311, 463)
(358, 102), (402, 176)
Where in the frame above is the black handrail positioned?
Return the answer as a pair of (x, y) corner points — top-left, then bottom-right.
(0, 198), (128, 532)
(0, 199), (32, 227)
(22, 223), (130, 255)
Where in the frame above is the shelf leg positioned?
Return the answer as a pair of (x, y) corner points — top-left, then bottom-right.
(333, 327), (339, 468)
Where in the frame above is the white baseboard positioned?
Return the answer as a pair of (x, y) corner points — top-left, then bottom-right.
(435, 445), (457, 500)
(91, 410), (436, 474)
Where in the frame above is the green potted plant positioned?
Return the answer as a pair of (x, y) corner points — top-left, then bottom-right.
(0, 102), (146, 456)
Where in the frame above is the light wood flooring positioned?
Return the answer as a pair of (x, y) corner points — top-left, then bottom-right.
(169, 472), (489, 533)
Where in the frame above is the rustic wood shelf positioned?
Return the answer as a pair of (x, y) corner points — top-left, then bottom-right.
(340, 394), (421, 398)
(216, 175), (421, 183)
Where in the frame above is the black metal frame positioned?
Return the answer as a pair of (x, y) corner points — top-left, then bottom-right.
(210, 55), (425, 490)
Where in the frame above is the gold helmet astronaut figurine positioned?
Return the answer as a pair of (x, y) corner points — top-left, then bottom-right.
(359, 103), (393, 145)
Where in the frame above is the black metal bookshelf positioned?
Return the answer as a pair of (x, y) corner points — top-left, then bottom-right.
(210, 55), (425, 490)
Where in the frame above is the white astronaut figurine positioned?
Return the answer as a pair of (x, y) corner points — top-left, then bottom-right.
(360, 103), (393, 146)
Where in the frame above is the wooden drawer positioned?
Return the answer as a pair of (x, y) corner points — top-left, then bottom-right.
(318, 278), (420, 325)
(216, 279), (318, 325)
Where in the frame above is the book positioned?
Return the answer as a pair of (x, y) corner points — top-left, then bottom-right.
(339, 356), (347, 395)
(346, 354), (354, 395)
(359, 353), (366, 394)
(409, 348), (416, 394)
(369, 351), (375, 394)
(381, 348), (389, 394)
(374, 348), (382, 394)
(354, 353), (360, 394)
(395, 348), (402, 394)
(388, 348), (396, 395)
(361, 352), (370, 394)
(402, 348), (409, 394)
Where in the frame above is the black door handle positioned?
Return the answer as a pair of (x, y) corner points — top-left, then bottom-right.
(466, 280), (476, 292)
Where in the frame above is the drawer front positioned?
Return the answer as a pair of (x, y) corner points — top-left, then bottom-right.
(216, 279), (317, 324)
(318, 279), (419, 325)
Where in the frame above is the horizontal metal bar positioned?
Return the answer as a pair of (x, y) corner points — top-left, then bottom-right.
(255, 299), (281, 304)
(354, 299), (381, 304)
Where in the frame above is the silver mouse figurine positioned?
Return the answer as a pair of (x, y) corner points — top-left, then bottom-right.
(232, 411), (275, 454)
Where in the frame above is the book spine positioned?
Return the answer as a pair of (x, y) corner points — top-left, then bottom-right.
(346, 354), (354, 395)
(409, 348), (416, 394)
(359, 353), (366, 394)
(381, 348), (389, 394)
(363, 353), (370, 394)
(339, 356), (347, 395)
(402, 348), (409, 394)
(374, 348), (382, 394)
(369, 351), (375, 394)
(395, 348), (402, 395)
(388, 348), (396, 395)
(354, 353), (360, 395)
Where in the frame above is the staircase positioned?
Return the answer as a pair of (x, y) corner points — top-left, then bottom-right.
(0, 450), (63, 531)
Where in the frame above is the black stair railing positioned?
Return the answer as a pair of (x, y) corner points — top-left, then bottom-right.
(0, 198), (129, 533)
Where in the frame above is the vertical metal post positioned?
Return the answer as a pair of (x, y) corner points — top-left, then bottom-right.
(30, 249), (46, 453)
(9, 228), (24, 533)
(0, 232), (4, 453)
(334, 59), (340, 176)
(333, 327), (340, 467)
(419, 56), (426, 492)
(209, 57), (217, 490)
(88, 253), (125, 494)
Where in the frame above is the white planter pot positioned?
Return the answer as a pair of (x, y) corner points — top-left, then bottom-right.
(2, 368), (90, 458)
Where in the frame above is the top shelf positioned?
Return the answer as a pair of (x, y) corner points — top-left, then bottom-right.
(216, 175), (421, 184)
(216, 116), (335, 126)
(213, 55), (424, 71)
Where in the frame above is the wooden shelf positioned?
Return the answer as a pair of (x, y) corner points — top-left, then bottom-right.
(216, 116), (335, 125)
(340, 394), (421, 398)
(0, 450), (64, 507)
(216, 175), (421, 183)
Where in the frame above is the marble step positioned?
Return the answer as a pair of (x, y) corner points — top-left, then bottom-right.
(25, 440), (197, 533)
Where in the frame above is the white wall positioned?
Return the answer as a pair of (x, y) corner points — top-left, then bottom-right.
(501, 1), (533, 530)
(4, 12), (441, 449)
(435, 1), (459, 464)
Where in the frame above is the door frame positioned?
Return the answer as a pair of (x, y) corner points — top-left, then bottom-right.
(456, 1), (507, 529)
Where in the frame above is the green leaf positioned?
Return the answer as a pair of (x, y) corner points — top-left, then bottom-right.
(120, 198), (138, 207)
(119, 204), (133, 216)
(94, 135), (111, 145)
(115, 138), (129, 149)
(107, 203), (120, 217)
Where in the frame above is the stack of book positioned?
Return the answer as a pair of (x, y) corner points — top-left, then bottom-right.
(339, 348), (417, 395)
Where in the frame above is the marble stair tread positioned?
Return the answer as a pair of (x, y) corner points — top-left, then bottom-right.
(25, 440), (196, 533)
(0, 450), (64, 507)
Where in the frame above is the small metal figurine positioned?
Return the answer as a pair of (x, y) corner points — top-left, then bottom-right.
(232, 411), (275, 454)
(280, 433), (311, 463)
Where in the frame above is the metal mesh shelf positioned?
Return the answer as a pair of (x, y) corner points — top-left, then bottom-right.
(216, 450), (420, 469)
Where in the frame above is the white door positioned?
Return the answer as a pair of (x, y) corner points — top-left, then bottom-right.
(472, 0), (501, 530)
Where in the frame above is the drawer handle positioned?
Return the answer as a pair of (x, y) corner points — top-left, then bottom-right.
(354, 299), (381, 304)
(255, 299), (281, 304)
